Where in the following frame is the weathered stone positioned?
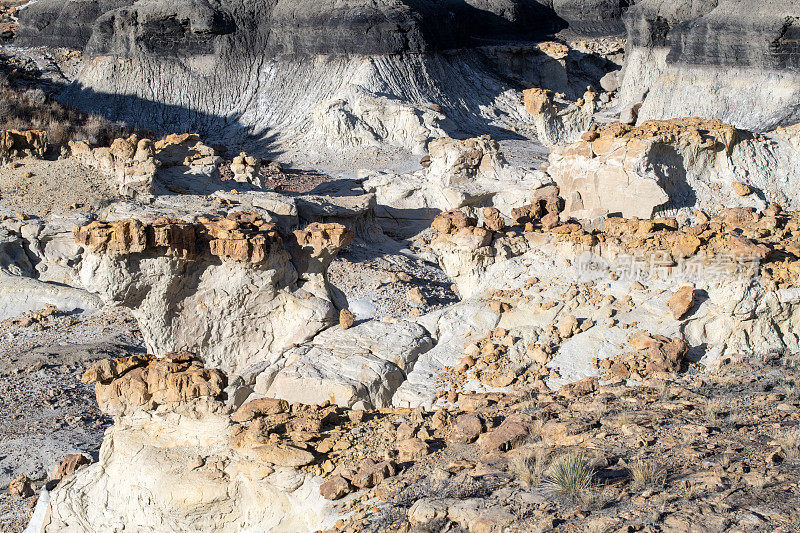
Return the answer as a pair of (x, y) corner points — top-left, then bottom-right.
(232, 398), (289, 423)
(9, 474), (33, 498)
(448, 413), (484, 444)
(396, 438), (430, 461)
(339, 309), (356, 330)
(319, 475), (351, 501)
(667, 286), (695, 319)
(51, 454), (92, 482)
(253, 444), (315, 467)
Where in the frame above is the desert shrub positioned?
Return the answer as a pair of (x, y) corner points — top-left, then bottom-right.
(511, 448), (548, 488)
(546, 452), (594, 502)
(629, 459), (666, 489)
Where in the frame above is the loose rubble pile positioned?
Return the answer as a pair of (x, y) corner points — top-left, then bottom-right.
(33, 350), (800, 532)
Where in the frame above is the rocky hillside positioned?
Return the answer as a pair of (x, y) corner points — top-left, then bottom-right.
(2, 1), (800, 532)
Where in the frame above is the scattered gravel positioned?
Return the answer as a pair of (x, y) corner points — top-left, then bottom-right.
(0, 157), (117, 216)
(0, 307), (143, 533)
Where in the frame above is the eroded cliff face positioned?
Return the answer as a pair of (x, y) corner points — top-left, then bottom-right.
(74, 213), (353, 374)
(548, 119), (800, 219)
(13, 0), (626, 153)
(44, 352), (338, 532)
(619, 0), (800, 131)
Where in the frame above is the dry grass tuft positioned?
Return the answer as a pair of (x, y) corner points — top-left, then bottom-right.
(546, 452), (594, 502)
(510, 448), (549, 488)
(776, 430), (800, 462)
(629, 459), (666, 489)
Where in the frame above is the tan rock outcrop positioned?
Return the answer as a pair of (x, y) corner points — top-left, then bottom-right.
(0, 129), (47, 162)
(69, 135), (158, 200)
(230, 152), (262, 187)
(69, 133), (226, 200)
(81, 351), (226, 416)
(523, 88), (593, 147)
(43, 355), (340, 532)
(75, 213), (283, 263)
(291, 222), (355, 279)
(548, 118), (800, 220)
(75, 214), (349, 373)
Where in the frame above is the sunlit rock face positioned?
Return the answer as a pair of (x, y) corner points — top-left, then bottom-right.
(619, 0), (800, 131)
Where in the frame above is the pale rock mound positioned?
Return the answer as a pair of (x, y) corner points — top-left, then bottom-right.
(523, 87), (595, 147)
(0, 215), (102, 319)
(256, 319), (434, 409)
(547, 119), (800, 220)
(362, 135), (549, 238)
(41, 352), (337, 532)
(311, 84), (446, 154)
(74, 213), (353, 374)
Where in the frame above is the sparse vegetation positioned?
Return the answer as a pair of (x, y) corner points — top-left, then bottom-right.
(629, 459), (666, 489)
(776, 430), (800, 462)
(511, 448), (548, 488)
(702, 399), (724, 425)
(545, 452), (595, 503)
(656, 381), (671, 401)
(0, 55), (135, 146)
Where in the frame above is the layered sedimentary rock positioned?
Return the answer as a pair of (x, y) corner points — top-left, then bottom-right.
(13, 1), (627, 152)
(394, 202), (800, 407)
(362, 135), (548, 237)
(1, 215), (102, 319)
(41, 352), (338, 532)
(547, 119), (800, 220)
(12, 0), (134, 49)
(257, 320), (435, 409)
(74, 213), (353, 373)
(619, 0), (800, 130)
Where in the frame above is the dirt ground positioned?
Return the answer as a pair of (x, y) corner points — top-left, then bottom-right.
(0, 308), (143, 533)
(0, 157), (117, 217)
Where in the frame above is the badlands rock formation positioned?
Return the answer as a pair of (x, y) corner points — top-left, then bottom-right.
(44, 352), (337, 532)
(523, 87), (595, 147)
(5, 3), (800, 532)
(549, 119), (800, 219)
(0, 129), (46, 163)
(74, 213), (352, 374)
(619, 0), (800, 130)
(362, 135), (548, 237)
(12, 0), (627, 153)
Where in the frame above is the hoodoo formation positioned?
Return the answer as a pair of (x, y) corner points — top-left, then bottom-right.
(1, 0), (800, 531)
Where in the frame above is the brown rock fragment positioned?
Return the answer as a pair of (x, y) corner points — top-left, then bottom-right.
(448, 413), (484, 444)
(9, 474), (33, 498)
(320, 475), (351, 500)
(396, 438), (430, 461)
(232, 397), (289, 423)
(667, 286), (695, 319)
(339, 309), (355, 330)
(732, 181), (753, 196)
(51, 454), (92, 482)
